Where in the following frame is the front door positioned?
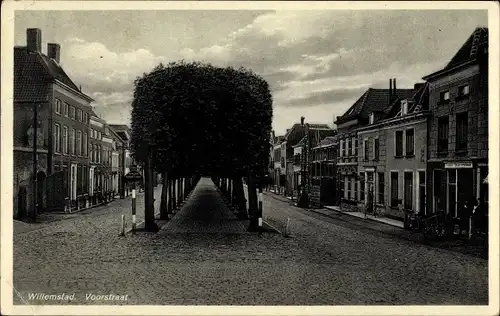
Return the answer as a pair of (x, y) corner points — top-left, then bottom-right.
(70, 164), (77, 201)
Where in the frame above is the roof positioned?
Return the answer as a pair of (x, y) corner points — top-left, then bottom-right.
(336, 88), (415, 124)
(14, 46), (93, 102)
(382, 82), (429, 118)
(423, 27), (488, 80)
(292, 136), (307, 148)
(445, 27), (488, 71)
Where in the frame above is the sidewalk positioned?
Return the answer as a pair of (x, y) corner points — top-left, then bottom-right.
(324, 205), (404, 228)
(160, 178), (249, 234)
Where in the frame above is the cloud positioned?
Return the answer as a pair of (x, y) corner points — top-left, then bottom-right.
(45, 10), (486, 134)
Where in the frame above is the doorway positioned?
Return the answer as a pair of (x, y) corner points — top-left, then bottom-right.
(17, 186), (27, 218)
(36, 171), (46, 213)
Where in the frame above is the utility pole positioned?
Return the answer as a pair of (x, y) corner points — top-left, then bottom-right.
(32, 103), (38, 220)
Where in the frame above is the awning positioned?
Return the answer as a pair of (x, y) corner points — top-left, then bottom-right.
(483, 175), (488, 184)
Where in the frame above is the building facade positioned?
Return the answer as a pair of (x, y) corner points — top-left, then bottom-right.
(357, 82), (430, 222)
(13, 28), (94, 217)
(109, 124), (133, 197)
(310, 136), (337, 207)
(423, 27), (488, 232)
(335, 83), (415, 213)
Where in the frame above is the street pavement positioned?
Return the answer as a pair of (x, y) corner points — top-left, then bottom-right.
(13, 178), (488, 305)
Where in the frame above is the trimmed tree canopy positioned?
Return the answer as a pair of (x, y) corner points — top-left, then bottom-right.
(130, 61), (273, 178)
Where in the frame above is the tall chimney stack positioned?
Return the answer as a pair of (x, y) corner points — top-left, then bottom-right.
(301, 116), (305, 126)
(47, 43), (61, 63)
(393, 78), (397, 92)
(27, 28), (42, 53)
(389, 79), (393, 106)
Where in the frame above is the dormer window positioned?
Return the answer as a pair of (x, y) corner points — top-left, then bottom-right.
(369, 113), (375, 125)
(401, 100), (408, 116)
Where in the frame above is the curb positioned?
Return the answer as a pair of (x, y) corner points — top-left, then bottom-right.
(320, 207), (405, 230)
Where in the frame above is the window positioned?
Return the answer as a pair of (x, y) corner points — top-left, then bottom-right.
(374, 138), (380, 161)
(346, 138), (351, 156)
(340, 176), (344, 199)
(354, 138), (358, 156)
(369, 113), (374, 124)
(53, 123), (61, 153)
(83, 132), (88, 156)
(77, 165), (82, 196)
(401, 100), (408, 115)
(360, 173), (365, 201)
(456, 112), (468, 151)
(83, 112), (87, 124)
(76, 130), (82, 156)
(83, 165), (88, 194)
(395, 131), (403, 157)
(404, 172), (413, 211)
(353, 176), (358, 200)
(440, 90), (450, 104)
(419, 171), (426, 214)
(363, 139), (369, 160)
(77, 109), (82, 122)
(70, 106), (76, 120)
(438, 116), (449, 152)
(98, 145), (101, 163)
(340, 140), (344, 157)
(98, 131), (101, 140)
(63, 126), (68, 154)
(458, 85), (470, 97)
(378, 172), (385, 204)
(390, 172), (399, 207)
(55, 99), (61, 114)
(405, 129), (415, 156)
(347, 176), (351, 200)
(70, 129), (75, 155)
(63, 102), (69, 117)
(448, 170), (457, 217)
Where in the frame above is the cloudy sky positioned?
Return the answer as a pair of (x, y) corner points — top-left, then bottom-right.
(15, 9), (487, 135)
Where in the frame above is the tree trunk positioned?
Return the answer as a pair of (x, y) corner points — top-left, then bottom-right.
(144, 149), (158, 232)
(233, 177), (248, 219)
(172, 177), (177, 210)
(160, 172), (168, 220)
(247, 172), (259, 231)
(168, 178), (173, 213)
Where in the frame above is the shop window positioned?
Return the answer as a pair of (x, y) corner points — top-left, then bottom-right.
(448, 170), (457, 217)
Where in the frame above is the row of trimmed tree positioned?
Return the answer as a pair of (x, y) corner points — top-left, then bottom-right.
(130, 61), (273, 231)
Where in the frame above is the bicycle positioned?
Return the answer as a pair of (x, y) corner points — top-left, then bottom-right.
(408, 211), (447, 241)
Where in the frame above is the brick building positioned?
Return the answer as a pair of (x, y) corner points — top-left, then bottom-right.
(13, 28), (94, 217)
(310, 135), (337, 207)
(356, 81), (430, 222)
(89, 114), (108, 204)
(334, 84), (414, 212)
(422, 27), (488, 231)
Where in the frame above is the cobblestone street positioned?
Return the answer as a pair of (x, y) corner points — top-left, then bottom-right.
(13, 178), (488, 305)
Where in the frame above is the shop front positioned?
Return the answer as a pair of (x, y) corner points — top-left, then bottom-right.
(428, 160), (488, 232)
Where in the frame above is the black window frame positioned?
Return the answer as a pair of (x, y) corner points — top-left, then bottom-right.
(456, 111), (468, 152)
(405, 128), (415, 157)
(395, 130), (403, 157)
(438, 116), (449, 153)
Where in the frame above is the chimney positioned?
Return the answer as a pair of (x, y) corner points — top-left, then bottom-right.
(301, 116), (305, 126)
(393, 78), (397, 92)
(27, 28), (42, 53)
(389, 79), (393, 106)
(47, 43), (60, 63)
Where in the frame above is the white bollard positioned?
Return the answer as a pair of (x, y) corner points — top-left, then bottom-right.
(120, 214), (125, 236)
(132, 189), (136, 233)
